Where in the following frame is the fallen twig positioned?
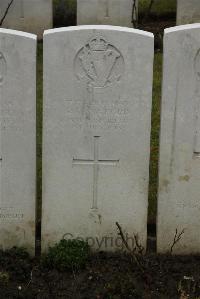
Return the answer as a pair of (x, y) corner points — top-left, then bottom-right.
(170, 228), (185, 254)
(116, 222), (144, 273)
(134, 234), (145, 255)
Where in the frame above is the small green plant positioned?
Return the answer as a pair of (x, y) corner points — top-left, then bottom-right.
(42, 239), (90, 271)
(0, 271), (9, 285)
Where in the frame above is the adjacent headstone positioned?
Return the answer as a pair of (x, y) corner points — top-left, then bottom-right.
(177, 0), (200, 25)
(77, 0), (138, 28)
(0, 29), (36, 254)
(158, 24), (200, 254)
(42, 25), (154, 252)
(0, 0), (52, 39)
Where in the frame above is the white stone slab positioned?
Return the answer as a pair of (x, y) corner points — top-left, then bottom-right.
(157, 24), (200, 254)
(77, 0), (138, 28)
(0, 29), (36, 254)
(0, 0), (52, 39)
(42, 25), (153, 252)
(177, 0), (200, 25)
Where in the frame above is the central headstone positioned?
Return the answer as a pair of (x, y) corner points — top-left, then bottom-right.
(42, 26), (153, 252)
(77, 0), (137, 28)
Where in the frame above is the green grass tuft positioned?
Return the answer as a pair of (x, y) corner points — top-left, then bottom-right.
(148, 52), (162, 223)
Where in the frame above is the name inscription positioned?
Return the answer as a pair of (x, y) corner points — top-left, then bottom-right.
(65, 97), (129, 130)
(0, 207), (24, 221)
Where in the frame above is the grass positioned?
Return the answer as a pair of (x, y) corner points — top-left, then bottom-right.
(139, 0), (176, 16)
(36, 44), (162, 225)
(149, 52), (162, 223)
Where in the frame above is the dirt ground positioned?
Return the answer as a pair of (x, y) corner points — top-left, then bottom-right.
(1, 249), (200, 299)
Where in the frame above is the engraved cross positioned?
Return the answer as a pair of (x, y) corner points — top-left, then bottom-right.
(20, 0), (24, 19)
(73, 136), (119, 209)
(104, 0), (109, 18)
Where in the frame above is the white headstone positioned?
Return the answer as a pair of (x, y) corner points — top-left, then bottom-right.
(177, 0), (200, 25)
(0, 0), (52, 39)
(77, 0), (138, 28)
(42, 25), (154, 252)
(158, 24), (200, 254)
(0, 29), (36, 254)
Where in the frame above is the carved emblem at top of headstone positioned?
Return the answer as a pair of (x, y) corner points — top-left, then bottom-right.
(0, 52), (6, 86)
(74, 36), (124, 88)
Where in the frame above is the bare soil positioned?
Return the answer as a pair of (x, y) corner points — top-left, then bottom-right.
(1, 249), (200, 299)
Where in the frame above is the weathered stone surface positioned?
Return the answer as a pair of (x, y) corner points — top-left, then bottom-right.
(177, 0), (200, 25)
(0, 0), (52, 39)
(0, 29), (36, 254)
(77, 0), (137, 28)
(157, 24), (200, 254)
(42, 25), (153, 252)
